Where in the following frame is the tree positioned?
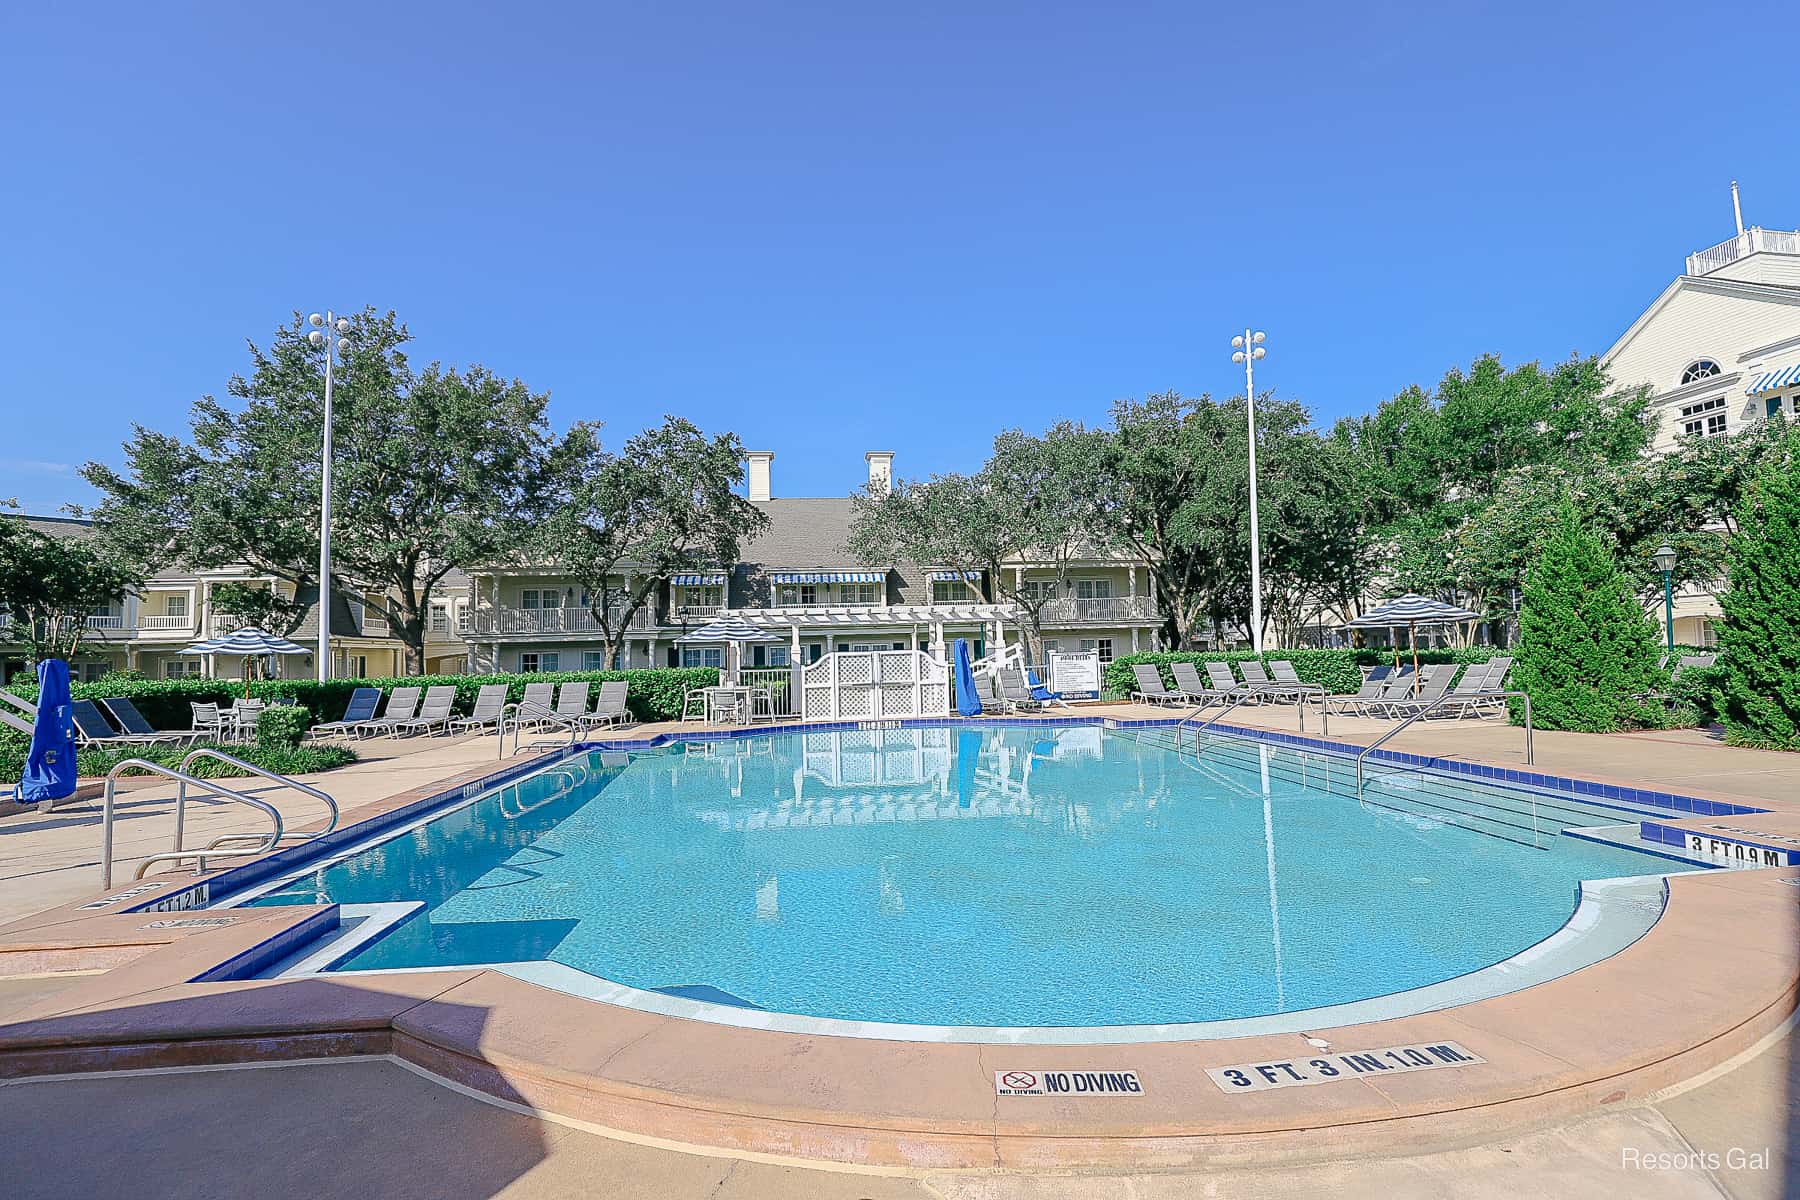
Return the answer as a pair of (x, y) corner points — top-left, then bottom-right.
(0, 508), (143, 665)
(83, 309), (583, 673)
(1712, 426), (1800, 749)
(536, 417), (768, 668)
(850, 423), (1108, 660)
(1511, 501), (1664, 732)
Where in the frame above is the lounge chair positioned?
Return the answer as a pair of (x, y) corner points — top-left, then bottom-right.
(998, 667), (1045, 713)
(70, 699), (168, 749)
(1326, 671), (1393, 716)
(309, 687), (382, 740)
(973, 671), (1008, 714)
(392, 685), (457, 736)
(1129, 663), (1184, 706)
(353, 686), (421, 738)
(552, 682), (595, 728)
(1431, 663), (1493, 718)
(515, 682), (557, 730)
(1170, 662), (1235, 704)
(1237, 660), (1310, 703)
(1376, 664), (1458, 717)
(587, 681), (631, 729)
(1202, 661), (1249, 698)
(447, 684), (508, 735)
(101, 697), (197, 745)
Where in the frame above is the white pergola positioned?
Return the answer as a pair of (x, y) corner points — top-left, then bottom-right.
(731, 603), (1021, 659)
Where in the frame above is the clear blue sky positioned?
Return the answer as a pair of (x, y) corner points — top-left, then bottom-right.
(5, 2), (1799, 513)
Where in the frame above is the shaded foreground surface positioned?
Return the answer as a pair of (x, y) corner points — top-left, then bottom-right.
(1, 1040), (1792, 1200)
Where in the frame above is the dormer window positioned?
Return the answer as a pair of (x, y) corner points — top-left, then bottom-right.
(1680, 359), (1721, 385)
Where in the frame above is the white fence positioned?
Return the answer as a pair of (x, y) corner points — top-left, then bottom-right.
(799, 650), (951, 720)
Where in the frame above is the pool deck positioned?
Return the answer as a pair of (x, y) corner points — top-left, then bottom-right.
(1, 705), (1797, 1173)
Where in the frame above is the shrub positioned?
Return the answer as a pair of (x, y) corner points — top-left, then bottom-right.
(256, 704), (311, 750)
(1713, 430), (1800, 749)
(0, 736), (356, 782)
(1512, 501), (1664, 732)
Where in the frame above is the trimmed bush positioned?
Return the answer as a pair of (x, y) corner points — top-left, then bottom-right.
(1512, 502), (1664, 732)
(256, 704), (311, 750)
(0, 737), (356, 782)
(1103, 647), (1504, 699)
(1713, 431), (1800, 749)
(4, 666), (721, 731)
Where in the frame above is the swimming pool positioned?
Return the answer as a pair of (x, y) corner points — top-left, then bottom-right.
(236, 725), (1689, 1033)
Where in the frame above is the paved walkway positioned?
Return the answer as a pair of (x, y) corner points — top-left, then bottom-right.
(1, 1029), (1792, 1198)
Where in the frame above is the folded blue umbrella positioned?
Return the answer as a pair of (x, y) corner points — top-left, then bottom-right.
(952, 639), (982, 716)
(20, 659), (77, 804)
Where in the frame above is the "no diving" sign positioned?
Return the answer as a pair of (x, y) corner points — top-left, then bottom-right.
(995, 1070), (1144, 1097)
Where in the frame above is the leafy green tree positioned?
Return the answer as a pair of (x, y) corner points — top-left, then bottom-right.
(0, 508), (143, 665)
(83, 309), (583, 673)
(209, 580), (307, 636)
(1512, 501), (1664, 731)
(536, 417), (768, 669)
(1712, 427), (1800, 748)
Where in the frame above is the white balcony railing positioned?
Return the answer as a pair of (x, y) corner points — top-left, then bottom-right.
(1688, 227), (1800, 276)
(85, 614), (126, 630)
(466, 605), (654, 636)
(1033, 596), (1160, 624)
(138, 614), (195, 630)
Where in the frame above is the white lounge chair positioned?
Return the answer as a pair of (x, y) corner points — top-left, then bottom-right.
(354, 686), (421, 738)
(447, 684), (509, 735)
(393, 685), (457, 736)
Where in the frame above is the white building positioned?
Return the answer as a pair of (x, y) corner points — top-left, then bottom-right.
(1600, 201), (1800, 644)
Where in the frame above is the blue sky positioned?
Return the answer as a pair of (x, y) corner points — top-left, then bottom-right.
(4, 2), (1799, 513)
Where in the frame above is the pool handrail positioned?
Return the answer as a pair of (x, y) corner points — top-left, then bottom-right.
(100, 759), (284, 889)
(498, 701), (581, 757)
(170, 746), (339, 858)
(1355, 689), (1533, 798)
(1180, 683), (1328, 754)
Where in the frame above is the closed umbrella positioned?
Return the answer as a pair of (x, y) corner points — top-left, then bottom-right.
(675, 614), (780, 685)
(183, 628), (311, 698)
(1345, 595), (1480, 694)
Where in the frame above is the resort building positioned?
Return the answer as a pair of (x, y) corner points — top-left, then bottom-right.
(462, 450), (1163, 674)
(1600, 198), (1800, 644)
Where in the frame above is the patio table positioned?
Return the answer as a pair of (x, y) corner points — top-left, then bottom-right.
(703, 686), (753, 725)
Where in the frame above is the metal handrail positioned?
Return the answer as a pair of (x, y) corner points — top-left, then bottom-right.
(1355, 689), (1533, 798)
(171, 747), (340, 855)
(498, 702), (581, 757)
(100, 760), (284, 889)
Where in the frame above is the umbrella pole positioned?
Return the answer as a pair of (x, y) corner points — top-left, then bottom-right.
(1410, 621), (1420, 695)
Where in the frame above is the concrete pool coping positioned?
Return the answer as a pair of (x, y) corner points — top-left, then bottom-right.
(2, 714), (1797, 1169)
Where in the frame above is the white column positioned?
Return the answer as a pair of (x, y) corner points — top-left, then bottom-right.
(1132, 627), (1140, 653)
(1129, 565), (1137, 598)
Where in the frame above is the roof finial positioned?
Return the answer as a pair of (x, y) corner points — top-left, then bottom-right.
(1731, 180), (1745, 236)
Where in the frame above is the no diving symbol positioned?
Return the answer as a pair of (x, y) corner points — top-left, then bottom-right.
(1001, 1071), (1036, 1090)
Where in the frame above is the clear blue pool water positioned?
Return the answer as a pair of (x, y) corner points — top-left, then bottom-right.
(246, 726), (1675, 1027)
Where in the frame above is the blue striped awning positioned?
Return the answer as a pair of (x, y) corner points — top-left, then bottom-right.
(770, 570), (886, 584)
(670, 572), (726, 587)
(927, 570), (982, 582)
(1747, 363), (1800, 395)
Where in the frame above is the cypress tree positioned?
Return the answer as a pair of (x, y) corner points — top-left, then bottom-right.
(1715, 429), (1800, 749)
(1513, 500), (1663, 732)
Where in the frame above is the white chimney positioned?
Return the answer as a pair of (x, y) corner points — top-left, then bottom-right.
(865, 451), (894, 496)
(746, 451), (774, 502)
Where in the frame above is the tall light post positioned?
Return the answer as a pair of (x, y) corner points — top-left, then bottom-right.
(307, 312), (350, 683)
(1231, 329), (1268, 653)
(1653, 542), (1677, 656)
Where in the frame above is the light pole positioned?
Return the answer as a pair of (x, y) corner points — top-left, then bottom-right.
(1653, 542), (1677, 656)
(1231, 329), (1268, 653)
(307, 312), (351, 683)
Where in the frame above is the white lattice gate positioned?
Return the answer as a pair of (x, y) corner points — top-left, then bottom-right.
(800, 650), (951, 721)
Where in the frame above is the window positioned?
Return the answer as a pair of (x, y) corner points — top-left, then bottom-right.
(429, 604), (449, 634)
(932, 579), (974, 603)
(520, 589), (540, 610)
(582, 650), (607, 671)
(1679, 395), (1728, 438)
(1079, 637), (1115, 663)
(678, 585), (722, 611)
(164, 594), (188, 618)
(775, 584), (819, 606)
(800, 584), (818, 606)
(681, 646), (724, 668)
(519, 588), (564, 610)
(163, 659), (202, 679)
(1680, 360), (1721, 385)
(848, 582), (879, 605)
(519, 652), (559, 673)
(1074, 578), (1113, 600)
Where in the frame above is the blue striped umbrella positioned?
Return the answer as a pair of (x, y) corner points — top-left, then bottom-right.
(183, 628), (310, 696)
(676, 614), (781, 684)
(1346, 595), (1481, 692)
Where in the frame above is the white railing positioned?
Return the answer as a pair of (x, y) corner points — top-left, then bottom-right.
(1688, 227), (1800, 275)
(737, 667), (797, 717)
(138, 614), (195, 630)
(1033, 596), (1159, 623)
(467, 606), (653, 635)
(85, 614), (126, 630)
(800, 650), (950, 720)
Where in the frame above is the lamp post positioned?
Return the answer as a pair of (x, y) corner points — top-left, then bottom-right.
(307, 312), (351, 683)
(1653, 542), (1677, 656)
(1231, 329), (1268, 654)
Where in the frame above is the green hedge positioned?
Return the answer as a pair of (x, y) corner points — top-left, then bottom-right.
(4, 667), (722, 731)
(0, 738), (356, 783)
(1104, 648), (1506, 698)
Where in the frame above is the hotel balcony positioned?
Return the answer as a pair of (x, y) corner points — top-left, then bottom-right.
(465, 605), (653, 638)
(1033, 596), (1160, 625)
